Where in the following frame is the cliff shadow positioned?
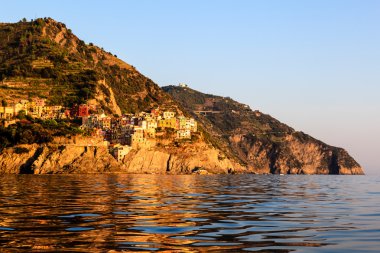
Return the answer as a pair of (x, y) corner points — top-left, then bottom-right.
(19, 147), (44, 174)
(328, 150), (340, 175)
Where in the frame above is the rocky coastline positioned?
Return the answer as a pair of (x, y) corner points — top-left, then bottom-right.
(0, 136), (364, 175)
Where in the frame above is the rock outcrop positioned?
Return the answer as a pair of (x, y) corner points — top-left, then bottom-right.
(0, 138), (244, 175)
(229, 133), (363, 175)
(163, 85), (364, 175)
(0, 143), (120, 174)
(121, 143), (244, 174)
(0, 135), (363, 175)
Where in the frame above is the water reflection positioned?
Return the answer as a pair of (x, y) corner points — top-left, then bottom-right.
(0, 174), (379, 252)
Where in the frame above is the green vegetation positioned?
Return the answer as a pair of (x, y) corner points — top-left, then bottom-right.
(14, 146), (29, 154)
(0, 18), (183, 149)
(163, 85), (298, 166)
(0, 18), (175, 114)
(164, 85), (293, 135)
(0, 18), (100, 107)
(0, 118), (82, 151)
(16, 110), (26, 119)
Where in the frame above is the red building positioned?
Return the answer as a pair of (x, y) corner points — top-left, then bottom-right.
(64, 109), (71, 118)
(151, 108), (160, 117)
(77, 104), (89, 117)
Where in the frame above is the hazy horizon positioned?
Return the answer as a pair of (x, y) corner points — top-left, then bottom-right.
(2, 0), (379, 174)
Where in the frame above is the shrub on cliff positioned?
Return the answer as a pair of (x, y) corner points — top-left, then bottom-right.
(14, 147), (29, 154)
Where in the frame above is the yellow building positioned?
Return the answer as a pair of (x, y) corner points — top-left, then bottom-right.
(32, 105), (44, 117)
(14, 103), (27, 115)
(0, 107), (14, 120)
(158, 118), (178, 129)
(100, 117), (111, 129)
(47, 105), (62, 119)
(145, 128), (156, 138)
(0, 103), (30, 120)
(131, 128), (146, 148)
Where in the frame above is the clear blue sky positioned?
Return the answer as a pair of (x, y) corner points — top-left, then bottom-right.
(2, 0), (379, 174)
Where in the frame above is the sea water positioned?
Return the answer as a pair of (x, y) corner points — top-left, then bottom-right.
(0, 174), (379, 252)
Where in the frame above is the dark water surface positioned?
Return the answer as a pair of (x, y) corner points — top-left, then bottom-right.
(0, 174), (379, 252)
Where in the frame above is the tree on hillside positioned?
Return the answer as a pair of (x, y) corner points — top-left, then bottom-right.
(80, 87), (91, 100)
(16, 110), (26, 120)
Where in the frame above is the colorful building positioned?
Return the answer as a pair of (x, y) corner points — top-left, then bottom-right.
(158, 118), (178, 129)
(177, 129), (191, 139)
(112, 144), (132, 162)
(131, 128), (145, 148)
(0, 107), (14, 120)
(163, 111), (175, 119)
(100, 117), (111, 129)
(77, 104), (89, 117)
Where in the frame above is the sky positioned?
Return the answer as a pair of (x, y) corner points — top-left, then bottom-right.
(2, 0), (379, 174)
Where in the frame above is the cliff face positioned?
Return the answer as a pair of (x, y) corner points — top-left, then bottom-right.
(0, 143), (119, 174)
(0, 140), (243, 175)
(121, 143), (244, 174)
(0, 134), (361, 175)
(163, 86), (364, 175)
(230, 133), (363, 175)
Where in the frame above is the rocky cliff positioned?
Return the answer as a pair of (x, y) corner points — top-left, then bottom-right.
(121, 142), (245, 174)
(0, 126), (363, 175)
(163, 86), (364, 175)
(0, 137), (243, 175)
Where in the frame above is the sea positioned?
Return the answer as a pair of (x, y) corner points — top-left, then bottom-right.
(0, 174), (379, 252)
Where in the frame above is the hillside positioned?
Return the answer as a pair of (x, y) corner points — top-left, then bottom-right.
(0, 18), (244, 174)
(163, 85), (364, 175)
(0, 18), (177, 114)
(0, 18), (363, 175)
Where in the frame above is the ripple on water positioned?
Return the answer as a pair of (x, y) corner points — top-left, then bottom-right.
(65, 227), (95, 232)
(0, 174), (379, 252)
(0, 227), (15, 231)
(59, 213), (101, 218)
(131, 225), (197, 234)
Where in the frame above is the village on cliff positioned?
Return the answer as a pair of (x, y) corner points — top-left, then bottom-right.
(0, 88), (198, 162)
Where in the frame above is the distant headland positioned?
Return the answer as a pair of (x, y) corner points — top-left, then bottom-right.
(0, 18), (364, 175)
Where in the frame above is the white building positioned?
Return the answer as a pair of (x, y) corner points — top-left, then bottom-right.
(113, 145), (132, 162)
(163, 111), (175, 119)
(177, 129), (191, 139)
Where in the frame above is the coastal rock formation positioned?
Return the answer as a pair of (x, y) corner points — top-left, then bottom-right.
(0, 143), (119, 174)
(0, 141), (243, 175)
(121, 143), (244, 174)
(0, 135), (362, 175)
(163, 86), (364, 175)
(229, 133), (363, 175)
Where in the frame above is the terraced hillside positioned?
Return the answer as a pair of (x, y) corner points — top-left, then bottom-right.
(0, 18), (177, 114)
